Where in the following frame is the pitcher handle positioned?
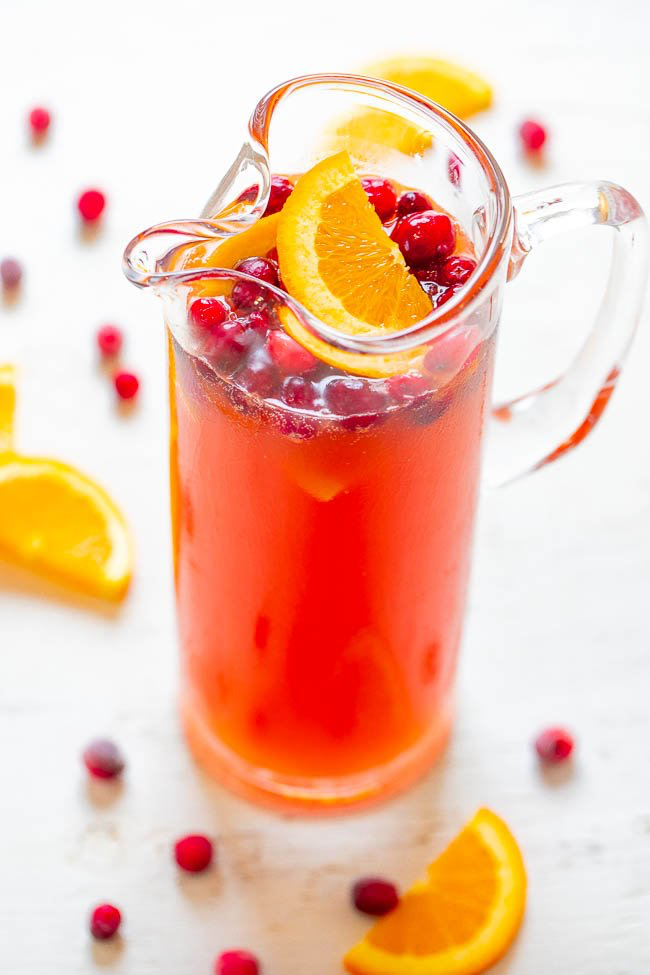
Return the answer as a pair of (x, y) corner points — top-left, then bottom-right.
(485, 181), (648, 486)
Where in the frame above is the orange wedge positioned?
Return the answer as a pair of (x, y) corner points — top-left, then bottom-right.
(327, 109), (433, 163)
(0, 364), (16, 452)
(364, 57), (493, 120)
(344, 808), (526, 975)
(0, 455), (132, 601)
(276, 152), (431, 377)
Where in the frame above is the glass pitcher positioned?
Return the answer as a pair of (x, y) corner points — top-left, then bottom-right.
(123, 73), (647, 812)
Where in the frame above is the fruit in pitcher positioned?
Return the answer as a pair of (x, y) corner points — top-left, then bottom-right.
(344, 808), (526, 975)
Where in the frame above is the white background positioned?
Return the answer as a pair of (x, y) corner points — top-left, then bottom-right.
(0, 0), (649, 972)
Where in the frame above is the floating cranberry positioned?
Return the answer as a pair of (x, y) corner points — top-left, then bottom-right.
(28, 106), (51, 136)
(190, 297), (230, 331)
(362, 177), (397, 222)
(243, 308), (273, 334)
(325, 377), (386, 418)
(89, 903), (122, 940)
(237, 361), (276, 397)
(236, 185), (258, 204)
(0, 257), (23, 289)
(77, 188), (106, 223)
(519, 119), (547, 153)
(232, 257), (278, 311)
(114, 371), (139, 401)
(448, 153), (462, 186)
(174, 834), (214, 873)
(386, 371), (429, 403)
(215, 949), (260, 975)
(277, 412), (317, 439)
(352, 877), (399, 916)
(391, 211), (456, 267)
(439, 256), (477, 287)
(434, 284), (463, 308)
(396, 190), (431, 217)
(210, 320), (249, 369)
(96, 324), (123, 358)
(535, 726), (574, 764)
(264, 175), (293, 216)
(83, 738), (125, 779)
(419, 280), (446, 304)
(281, 375), (317, 409)
(268, 331), (317, 375)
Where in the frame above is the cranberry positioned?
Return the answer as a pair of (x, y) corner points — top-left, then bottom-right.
(361, 177), (397, 222)
(174, 833), (214, 873)
(434, 284), (463, 308)
(210, 320), (249, 369)
(386, 371), (429, 403)
(352, 877), (399, 916)
(0, 257), (23, 289)
(281, 375), (317, 409)
(264, 175), (293, 216)
(242, 308), (273, 334)
(396, 190), (431, 217)
(439, 256), (477, 287)
(82, 738), (125, 779)
(190, 297), (230, 331)
(268, 331), (317, 375)
(215, 949), (260, 975)
(232, 257), (278, 311)
(448, 153), (462, 186)
(266, 247), (279, 263)
(114, 371), (139, 401)
(77, 188), (106, 223)
(237, 361), (276, 397)
(89, 903), (121, 940)
(519, 119), (547, 153)
(236, 185), (258, 204)
(325, 377), (386, 418)
(391, 211), (456, 267)
(96, 324), (123, 358)
(535, 726), (574, 764)
(277, 412), (317, 439)
(424, 328), (473, 374)
(29, 106), (51, 136)
(410, 390), (452, 426)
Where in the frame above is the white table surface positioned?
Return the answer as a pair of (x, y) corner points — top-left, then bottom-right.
(1, 0), (649, 971)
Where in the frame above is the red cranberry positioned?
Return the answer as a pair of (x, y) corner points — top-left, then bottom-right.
(519, 119), (547, 153)
(352, 877), (399, 916)
(448, 153), (462, 186)
(210, 320), (249, 368)
(83, 738), (125, 779)
(237, 361), (276, 397)
(215, 949), (260, 975)
(264, 175), (293, 216)
(424, 328), (474, 374)
(174, 834), (214, 873)
(236, 185), (257, 204)
(386, 371), (429, 403)
(96, 324), (123, 358)
(439, 256), (477, 287)
(242, 308), (273, 334)
(266, 247), (279, 263)
(28, 106), (51, 136)
(190, 297), (230, 330)
(396, 190), (431, 217)
(361, 177), (397, 222)
(419, 280), (446, 304)
(391, 211), (456, 267)
(325, 377), (386, 418)
(268, 331), (317, 375)
(281, 375), (317, 409)
(277, 412), (317, 439)
(89, 903), (121, 940)
(535, 726), (574, 764)
(0, 257), (23, 289)
(77, 188), (106, 223)
(232, 257), (278, 310)
(434, 284), (463, 308)
(114, 371), (139, 401)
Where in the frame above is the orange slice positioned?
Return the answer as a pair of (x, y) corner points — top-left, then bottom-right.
(0, 364), (16, 452)
(364, 57), (493, 120)
(174, 212), (281, 297)
(344, 808), (526, 975)
(327, 109), (433, 163)
(0, 455), (132, 601)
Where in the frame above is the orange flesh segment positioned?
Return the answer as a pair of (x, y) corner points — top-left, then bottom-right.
(0, 364), (16, 452)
